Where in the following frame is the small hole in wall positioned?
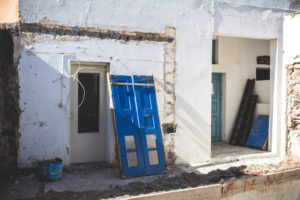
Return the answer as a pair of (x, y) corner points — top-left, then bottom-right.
(162, 123), (177, 134)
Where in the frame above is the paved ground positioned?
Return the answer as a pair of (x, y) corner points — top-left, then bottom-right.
(211, 142), (264, 164)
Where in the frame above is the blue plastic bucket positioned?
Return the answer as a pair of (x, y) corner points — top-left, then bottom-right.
(38, 158), (63, 181)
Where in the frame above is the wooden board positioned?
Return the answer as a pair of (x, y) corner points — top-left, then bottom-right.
(230, 79), (255, 146)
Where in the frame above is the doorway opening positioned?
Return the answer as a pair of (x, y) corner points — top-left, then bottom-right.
(70, 62), (109, 164)
(212, 73), (222, 142)
(211, 36), (274, 163)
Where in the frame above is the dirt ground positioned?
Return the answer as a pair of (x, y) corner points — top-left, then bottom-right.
(1, 156), (300, 200)
(0, 164), (248, 200)
(24, 166), (248, 200)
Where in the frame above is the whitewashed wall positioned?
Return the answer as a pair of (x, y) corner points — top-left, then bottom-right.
(18, 0), (291, 167)
(18, 0), (214, 167)
(284, 14), (300, 64)
(18, 34), (167, 167)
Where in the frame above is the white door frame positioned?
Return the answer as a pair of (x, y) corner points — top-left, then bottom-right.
(69, 62), (109, 164)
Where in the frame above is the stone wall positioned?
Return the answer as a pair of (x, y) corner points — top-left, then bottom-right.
(286, 58), (300, 157)
(0, 27), (20, 177)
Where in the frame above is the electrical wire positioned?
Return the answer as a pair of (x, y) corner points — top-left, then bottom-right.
(60, 56), (87, 118)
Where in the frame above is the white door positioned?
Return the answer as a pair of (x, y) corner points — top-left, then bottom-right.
(70, 63), (107, 163)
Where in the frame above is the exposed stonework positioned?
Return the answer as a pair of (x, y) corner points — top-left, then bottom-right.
(162, 27), (176, 124)
(0, 27), (20, 177)
(161, 27), (177, 164)
(0, 23), (19, 31)
(286, 57), (300, 157)
(20, 23), (174, 43)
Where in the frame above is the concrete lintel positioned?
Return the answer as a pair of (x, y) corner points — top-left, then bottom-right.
(213, 32), (277, 40)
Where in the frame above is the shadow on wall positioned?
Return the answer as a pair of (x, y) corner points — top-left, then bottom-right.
(0, 29), (20, 177)
(18, 47), (77, 168)
(19, 46), (117, 168)
(17, 41), (166, 168)
(175, 94), (210, 163)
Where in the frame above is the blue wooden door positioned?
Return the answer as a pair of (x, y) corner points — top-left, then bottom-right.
(211, 73), (222, 142)
(133, 76), (165, 175)
(110, 75), (145, 177)
(111, 75), (165, 178)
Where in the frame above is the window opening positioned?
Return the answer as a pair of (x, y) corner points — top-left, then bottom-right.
(256, 68), (270, 81)
(78, 73), (100, 133)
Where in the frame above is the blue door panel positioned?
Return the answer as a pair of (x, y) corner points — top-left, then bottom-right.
(111, 75), (144, 177)
(211, 115), (217, 140)
(111, 75), (165, 178)
(211, 73), (222, 142)
(246, 115), (269, 148)
(133, 76), (165, 175)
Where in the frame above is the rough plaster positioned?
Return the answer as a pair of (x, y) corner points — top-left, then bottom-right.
(286, 62), (300, 156)
(17, 0), (292, 167)
(284, 13), (300, 157)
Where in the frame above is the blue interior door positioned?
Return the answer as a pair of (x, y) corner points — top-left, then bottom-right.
(211, 73), (222, 142)
(111, 75), (165, 178)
